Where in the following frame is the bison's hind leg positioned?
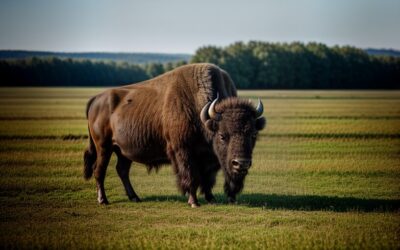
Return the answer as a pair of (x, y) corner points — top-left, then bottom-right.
(115, 148), (141, 202)
(94, 147), (112, 205)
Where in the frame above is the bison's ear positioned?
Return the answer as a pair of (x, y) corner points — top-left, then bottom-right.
(255, 117), (266, 131)
(205, 120), (219, 132)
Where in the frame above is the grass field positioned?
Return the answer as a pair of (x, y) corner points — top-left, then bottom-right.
(0, 88), (399, 249)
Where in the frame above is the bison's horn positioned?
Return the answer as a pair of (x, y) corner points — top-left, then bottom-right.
(200, 101), (211, 124)
(208, 93), (221, 121)
(255, 98), (264, 118)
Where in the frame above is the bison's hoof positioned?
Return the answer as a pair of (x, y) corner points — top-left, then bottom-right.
(228, 198), (237, 205)
(189, 203), (200, 208)
(205, 194), (216, 204)
(130, 197), (142, 203)
(98, 199), (109, 205)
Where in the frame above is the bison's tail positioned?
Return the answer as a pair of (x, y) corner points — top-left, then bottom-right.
(84, 96), (97, 180)
(84, 127), (97, 180)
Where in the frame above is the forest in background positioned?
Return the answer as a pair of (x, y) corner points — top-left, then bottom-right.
(191, 42), (400, 89)
(1, 41), (399, 89)
(0, 51), (191, 64)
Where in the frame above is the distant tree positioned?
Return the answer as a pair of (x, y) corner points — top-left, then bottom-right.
(174, 60), (187, 68)
(191, 46), (225, 65)
(164, 62), (174, 72)
(144, 63), (164, 77)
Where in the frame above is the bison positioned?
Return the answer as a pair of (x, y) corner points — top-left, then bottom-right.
(84, 63), (265, 207)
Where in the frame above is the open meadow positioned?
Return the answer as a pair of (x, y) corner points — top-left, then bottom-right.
(0, 88), (399, 249)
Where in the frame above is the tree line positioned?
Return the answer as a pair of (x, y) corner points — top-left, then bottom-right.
(191, 41), (400, 89)
(1, 41), (399, 88)
(0, 57), (187, 86)
(0, 50), (191, 64)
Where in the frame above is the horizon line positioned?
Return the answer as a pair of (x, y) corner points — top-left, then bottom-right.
(1, 40), (400, 54)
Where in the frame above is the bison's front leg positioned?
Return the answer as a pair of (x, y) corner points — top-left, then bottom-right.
(178, 168), (200, 208)
(168, 147), (201, 208)
(180, 164), (201, 208)
(200, 167), (218, 204)
(224, 173), (246, 204)
(115, 152), (141, 202)
(187, 188), (200, 208)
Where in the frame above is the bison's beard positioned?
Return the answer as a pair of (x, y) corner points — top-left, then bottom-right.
(223, 170), (247, 203)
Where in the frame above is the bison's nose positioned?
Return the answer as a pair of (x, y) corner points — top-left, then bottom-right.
(231, 158), (252, 170)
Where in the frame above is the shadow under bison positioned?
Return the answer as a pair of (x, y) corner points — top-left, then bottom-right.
(134, 193), (400, 212)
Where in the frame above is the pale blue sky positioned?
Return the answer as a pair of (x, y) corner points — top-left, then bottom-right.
(0, 0), (399, 53)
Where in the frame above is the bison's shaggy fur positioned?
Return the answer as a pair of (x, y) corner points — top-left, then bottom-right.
(84, 63), (265, 206)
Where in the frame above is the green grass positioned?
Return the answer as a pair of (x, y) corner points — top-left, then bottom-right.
(0, 88), (399, 249)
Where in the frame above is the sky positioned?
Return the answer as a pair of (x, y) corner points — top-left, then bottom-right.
(0, 0), (399, 54)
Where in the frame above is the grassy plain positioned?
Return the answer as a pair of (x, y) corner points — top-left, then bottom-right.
(0, 88), (399, 249)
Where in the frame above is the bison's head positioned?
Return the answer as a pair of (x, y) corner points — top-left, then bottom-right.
(200, 95), (266, 203)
